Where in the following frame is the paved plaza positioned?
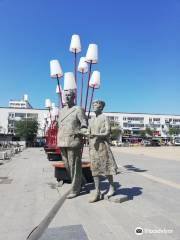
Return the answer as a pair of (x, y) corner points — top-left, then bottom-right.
(0, 147), (180, 240)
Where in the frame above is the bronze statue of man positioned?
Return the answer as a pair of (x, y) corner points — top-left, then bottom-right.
(57, 89), (87, 199)
(88, 100), (118, 203)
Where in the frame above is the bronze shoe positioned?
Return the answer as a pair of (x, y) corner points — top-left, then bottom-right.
(67, 192), (79, 199)
(89, 192), (102, 203)
(106, 185), (116, 198)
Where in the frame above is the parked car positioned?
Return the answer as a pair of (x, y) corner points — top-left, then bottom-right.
(142, 140), (151, 146)
(174, 138), (180, 146)
(151, 139), (161, 146)
(111, 140), (122, 147)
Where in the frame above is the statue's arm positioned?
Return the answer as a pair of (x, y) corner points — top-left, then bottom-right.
(77, 108), (88, 128)
(76, 108), (89, 136)
(91, 116), (110, 138)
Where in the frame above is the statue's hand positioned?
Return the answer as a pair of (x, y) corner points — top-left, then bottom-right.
(91, 134), (99, 137)
(79, 128), (89, 136)
(90, 134), (98, 138)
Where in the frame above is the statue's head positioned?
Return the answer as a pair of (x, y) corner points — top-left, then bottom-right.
(92, 100), (105, 113)
(64, 89), (76, 105)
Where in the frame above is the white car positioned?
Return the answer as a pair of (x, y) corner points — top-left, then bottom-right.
(111, 140), (122, 147)
(174, 139), (180, 146)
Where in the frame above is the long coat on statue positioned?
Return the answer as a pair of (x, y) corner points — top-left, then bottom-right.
(57, 105), (87, 194)
(57, 105), (87, 148)
(88, 114), (118, 177)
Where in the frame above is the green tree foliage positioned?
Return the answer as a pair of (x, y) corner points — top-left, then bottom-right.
(110, 121), (122, 140)
(145, 127), (153, 136)
(140, 127), (153, 138)
(15, 119), (39, 143)
(140, 130), (146, 138)
(168, 126), (180, 136)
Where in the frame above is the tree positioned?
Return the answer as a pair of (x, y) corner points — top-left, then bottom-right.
(140, 127), (153, 139)
(110, 121), (122, 141)
(15, 119), (39, 145)
(140, 130), (146, 138)
(145, 127), (153, 137)
(168, 126), (180, 136)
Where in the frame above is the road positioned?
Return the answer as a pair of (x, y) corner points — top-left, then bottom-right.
(0, 147), (180, 240)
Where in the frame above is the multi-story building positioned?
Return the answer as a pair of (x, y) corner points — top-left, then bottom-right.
(0, 95), (48, 137)
(9, 94), (33, 109)
(0, 95), (180, 139)
(104, 112), (180, 137)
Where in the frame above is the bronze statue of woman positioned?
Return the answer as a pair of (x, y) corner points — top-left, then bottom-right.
(88, 100), (118, 203)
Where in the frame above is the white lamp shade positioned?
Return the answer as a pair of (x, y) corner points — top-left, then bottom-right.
(89, 71), (100, 89)
(51, 107), (59, 117)
(51, 102), (55, 109)
(50, 59), (63, 78)
(85, 44), (98, 64)
(78, 57), (88, 73)
(45, 98), (51, 108)
(64, 72), (77, 90)
(56, 84), (62, 94)
(69, 34), (81, 53)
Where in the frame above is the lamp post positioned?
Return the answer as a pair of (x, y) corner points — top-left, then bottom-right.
(51, 103), (58, 121)
(56, 84), (63, 107)
(45, 98), (52, 146)
(45, 98), (52, 122)
(78, 57), (88, 107)
(43, 113), (49, 139)
(84, 44), (98, 112)
(69, 34), (81, 104)
(50, 60), (64, 108)
(51, 105), (59, 146)
(88, 71), (100, 118)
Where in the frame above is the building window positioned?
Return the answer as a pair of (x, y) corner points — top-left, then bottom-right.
(8, 112), (15, 118)
(153, 118), (160, 122)
(173, 119), (180, 123)
(128, 124), (144, 128)
(15, 113), (26, 118)
(127, 117), (144, 121)
(27, 113), (38, 119)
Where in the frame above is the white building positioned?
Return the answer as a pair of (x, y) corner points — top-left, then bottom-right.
(9, 94), (33, 109)
(104, 112), (180, 137)
(0, 95), (48, 137)
(0, 95), (180, 138)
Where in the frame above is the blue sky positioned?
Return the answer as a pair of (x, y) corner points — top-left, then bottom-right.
(0, 0), (179, 114)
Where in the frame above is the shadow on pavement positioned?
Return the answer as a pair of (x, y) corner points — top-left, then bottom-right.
(100, 181), (143, 200)
(123, 164), (147, 172)
(39, 225), (89, 240)
(115, 186), (143, 200)
(85, 179), (143, 201)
